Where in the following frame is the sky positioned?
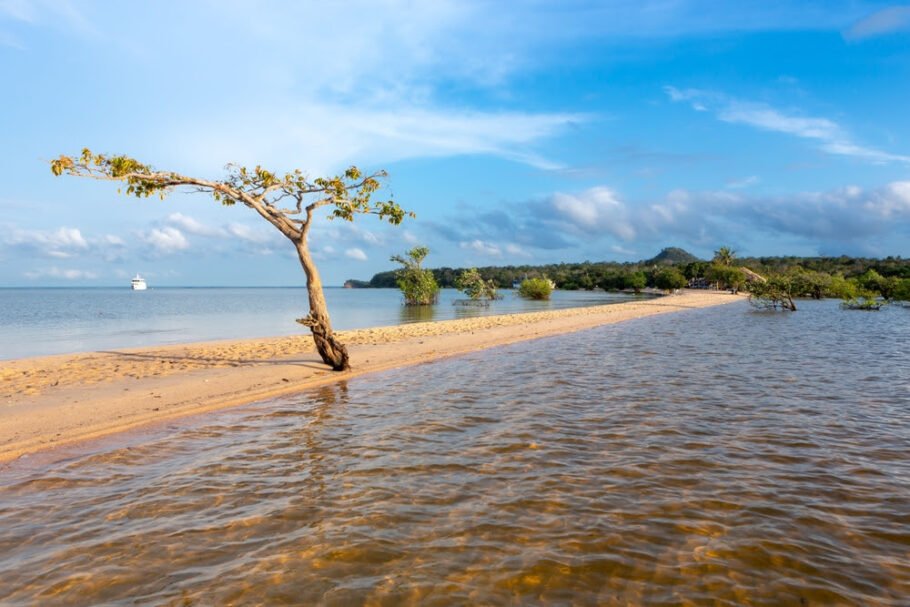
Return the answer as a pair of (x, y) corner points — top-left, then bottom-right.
(1, 0), (909, 286)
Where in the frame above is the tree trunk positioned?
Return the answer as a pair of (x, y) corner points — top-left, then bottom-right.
(786, 295), (797, 311)
(294, 240), (350, 371)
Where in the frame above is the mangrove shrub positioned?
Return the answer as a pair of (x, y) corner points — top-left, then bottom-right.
(518, 277), (553, 300)
(455, 268), (498, 301)
(392, 246), (439, 305)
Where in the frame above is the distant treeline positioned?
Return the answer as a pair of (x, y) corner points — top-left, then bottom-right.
(346, 250), (910, 293)
(734, 255), (910, 279)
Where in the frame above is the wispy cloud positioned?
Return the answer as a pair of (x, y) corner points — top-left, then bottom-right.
(844, 5), (910, 40)
(726, 175), (760, 190)
(0, 0), (38, 22)
(344, 247), (368, 261)
(24, 266), (98, 280)
(168, 104), (582, 175)
(664, 86), (910, 166)
(460, 239), (502, 257)
(0, 0), (96, 38)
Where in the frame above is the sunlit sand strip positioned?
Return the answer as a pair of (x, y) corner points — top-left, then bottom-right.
(0, 290), (743, 464)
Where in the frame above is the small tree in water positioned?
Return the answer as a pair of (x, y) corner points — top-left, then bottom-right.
(455, 268), (498, 301)
(748, 274), (797, 311)
(518, 277), (553, 300)
(392, 246), (439, 305)
(51, 149), (411, 372)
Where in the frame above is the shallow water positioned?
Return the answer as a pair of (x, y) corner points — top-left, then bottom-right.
(1, 300), (908, 605)
(0, 287), (644, 359)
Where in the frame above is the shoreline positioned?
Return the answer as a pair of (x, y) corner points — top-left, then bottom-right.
(0, 290), (744, 464)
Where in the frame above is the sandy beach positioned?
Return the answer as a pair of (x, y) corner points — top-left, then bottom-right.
(0, 290), (742, 464)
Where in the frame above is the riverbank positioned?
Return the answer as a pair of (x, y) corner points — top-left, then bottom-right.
(0, 290), (743, 463)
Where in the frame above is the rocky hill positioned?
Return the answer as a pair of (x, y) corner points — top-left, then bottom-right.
(645, 247), (701, 265)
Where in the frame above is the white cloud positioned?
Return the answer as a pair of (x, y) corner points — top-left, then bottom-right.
(344, 247), (368, 261)
(2, 225), (129, 265)
(24, 266), (98, 280)
(665, 86), (910, 165)
(863, 181), (910, 218)
(166, 212), (222, 237)
(140, 226), (189, 254)
(551, 187), (636, 240)
(641, 181), (910, 246)
(5, 226), (89, 258)
(504, 243), (531, 258)
(844, 6), (910, 40)
(663, 85), (702, 103)
(460, 239), (501, 256)
(610, 244), (637, 256)
(225, 223), (277, 245)
(336, 223), (383, 246)
(311, 244), (338, 261)
(444, 178), (910, 257)
(164, 213), (282, 250)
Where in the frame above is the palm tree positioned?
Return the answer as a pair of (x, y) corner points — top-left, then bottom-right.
(713, 246), (737, 266)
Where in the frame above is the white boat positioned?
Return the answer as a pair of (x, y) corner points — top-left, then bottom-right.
(131, 274), (147, 290)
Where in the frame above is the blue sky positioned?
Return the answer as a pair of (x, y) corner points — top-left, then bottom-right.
(1, 1), (909, 286)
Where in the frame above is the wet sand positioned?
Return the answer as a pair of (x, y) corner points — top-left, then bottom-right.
(0, 290), (742, 463)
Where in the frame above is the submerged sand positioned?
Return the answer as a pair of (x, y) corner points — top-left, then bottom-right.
(0, 290), (743, 463)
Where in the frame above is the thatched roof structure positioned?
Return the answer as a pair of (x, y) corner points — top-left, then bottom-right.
(741, 267), (766, 283)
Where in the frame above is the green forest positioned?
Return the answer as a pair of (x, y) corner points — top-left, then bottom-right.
(346, 247), (910, 302)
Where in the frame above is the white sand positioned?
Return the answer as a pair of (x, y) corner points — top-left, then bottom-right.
(0, 290), (743, 463)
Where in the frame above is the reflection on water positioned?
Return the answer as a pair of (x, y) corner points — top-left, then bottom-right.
(1, 300), (908, 605)
(399, 304), (437, 324)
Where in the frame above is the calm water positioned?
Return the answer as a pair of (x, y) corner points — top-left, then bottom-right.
(0, 288), (644, 360)
(1, 300), (908, 605)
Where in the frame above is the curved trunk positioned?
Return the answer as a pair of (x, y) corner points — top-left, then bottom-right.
(786, 294), (797, 312)
(294, 240), (350, 371)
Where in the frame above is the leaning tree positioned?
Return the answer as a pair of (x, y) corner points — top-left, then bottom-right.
(51, 149), (411, 371)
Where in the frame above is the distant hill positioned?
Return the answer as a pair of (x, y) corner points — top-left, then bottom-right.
(343, 279), (371, 288)
(645, 247), (701, 265)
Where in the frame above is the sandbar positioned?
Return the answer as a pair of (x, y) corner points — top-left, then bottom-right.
(0, 290), (743, 464)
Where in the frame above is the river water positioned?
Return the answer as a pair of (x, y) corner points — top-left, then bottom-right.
(0, 300), (907, 605)
(0, 287), (644, 360)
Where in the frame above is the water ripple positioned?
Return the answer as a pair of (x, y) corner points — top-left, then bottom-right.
(1, 300), (908, 605)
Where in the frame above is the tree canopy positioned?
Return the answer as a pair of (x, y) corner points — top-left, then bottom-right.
(51, 149), (410, 238)
(713, 246), (737, 266)
(52, 149), (411, 371)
